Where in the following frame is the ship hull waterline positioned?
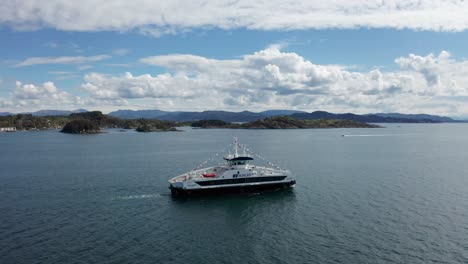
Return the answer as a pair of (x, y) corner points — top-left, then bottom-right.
(169, 180), (296, 197)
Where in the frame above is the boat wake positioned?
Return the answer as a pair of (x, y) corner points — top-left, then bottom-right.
(342, 133), (415, 137)
(112, 194), (161, 200)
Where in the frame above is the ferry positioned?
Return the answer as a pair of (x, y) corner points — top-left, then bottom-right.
(168, 138), (295, 196)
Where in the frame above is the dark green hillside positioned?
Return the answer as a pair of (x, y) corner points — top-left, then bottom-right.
(0, 111), (179, 132)
(0, 114), (70, 130)
(188, 116), (379, 129)
(61, 120), (101, 134)
(241, 116), (380, 129)
(1, 112), (379, 133)
(191, 119), (233, 128)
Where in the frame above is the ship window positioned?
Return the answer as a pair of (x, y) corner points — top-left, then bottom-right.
(195, 176), (286, 186)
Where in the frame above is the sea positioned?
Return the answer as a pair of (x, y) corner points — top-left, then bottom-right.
(1, 124), (468, 263)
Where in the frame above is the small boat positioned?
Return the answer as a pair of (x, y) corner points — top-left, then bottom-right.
(168, 138), (296, 197)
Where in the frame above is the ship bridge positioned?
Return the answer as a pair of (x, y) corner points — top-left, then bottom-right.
(223, 137), (253, 166)
(223, 155), (253, 166)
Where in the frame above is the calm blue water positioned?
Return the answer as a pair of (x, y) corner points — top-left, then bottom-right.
(1, 124), (468, 263)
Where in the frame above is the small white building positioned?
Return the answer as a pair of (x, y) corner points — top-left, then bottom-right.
(0, 127), (16, 132)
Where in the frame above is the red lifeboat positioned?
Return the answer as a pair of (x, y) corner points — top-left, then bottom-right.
(202, 172), (217, 178)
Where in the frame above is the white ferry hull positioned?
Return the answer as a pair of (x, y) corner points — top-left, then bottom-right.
(169, 179), (296, 197)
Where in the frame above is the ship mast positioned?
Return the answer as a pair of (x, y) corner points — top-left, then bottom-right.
(234, 137), (238, 157)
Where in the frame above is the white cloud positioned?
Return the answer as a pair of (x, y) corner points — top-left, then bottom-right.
(0, 98), (13, 109)
(49, 71), (74, 75)
(81, 72), (201, 100)
(43, 42), (58, 48)
(14, 81), (75, 101)
(112, 48), (130, 56)
(395, 51), (468, 96)
(77, 65), (93, 71)
(9, 81), (79, 110)
(3, 48), (468, 116)
(104, 63), (132, 67)
(1, 1), (468, 35)
(14, 55), (111, 67)
(0, 80), (128, 112)
(76, 48), (468, 115)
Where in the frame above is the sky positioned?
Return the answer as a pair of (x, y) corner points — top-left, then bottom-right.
(1, 1), (468, 118)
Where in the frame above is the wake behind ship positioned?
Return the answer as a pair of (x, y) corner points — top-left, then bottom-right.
(168, 138), (295, 197)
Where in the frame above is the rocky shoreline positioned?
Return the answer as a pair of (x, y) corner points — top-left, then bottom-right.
(1, 111), (380, 134)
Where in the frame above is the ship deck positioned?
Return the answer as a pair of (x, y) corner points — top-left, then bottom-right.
(168, 165), (287, 184)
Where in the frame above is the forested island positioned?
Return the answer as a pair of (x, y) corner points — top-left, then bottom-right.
(0, 111), (178, 134)
(61, 120), (101, 134)
(244, 117), (380, 129)
(0, 111), (379, 134)
(191, 116), (379, 129)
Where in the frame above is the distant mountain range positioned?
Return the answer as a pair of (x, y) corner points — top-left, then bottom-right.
(370, 113), (454, 123)
(291, 111), (458, 123)
(0, 109), (88, 117)
(1, 108), (464, 123)
(107, 109), (170, 119)
(108, 109), (462, 123)
(109, 109), (307, 122)
(32, 109), (89, 116)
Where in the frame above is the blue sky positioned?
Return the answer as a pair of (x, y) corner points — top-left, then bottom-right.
(1, 1), (468, 117)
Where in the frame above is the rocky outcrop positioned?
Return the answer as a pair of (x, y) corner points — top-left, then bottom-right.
(61, 120), (101, 134)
